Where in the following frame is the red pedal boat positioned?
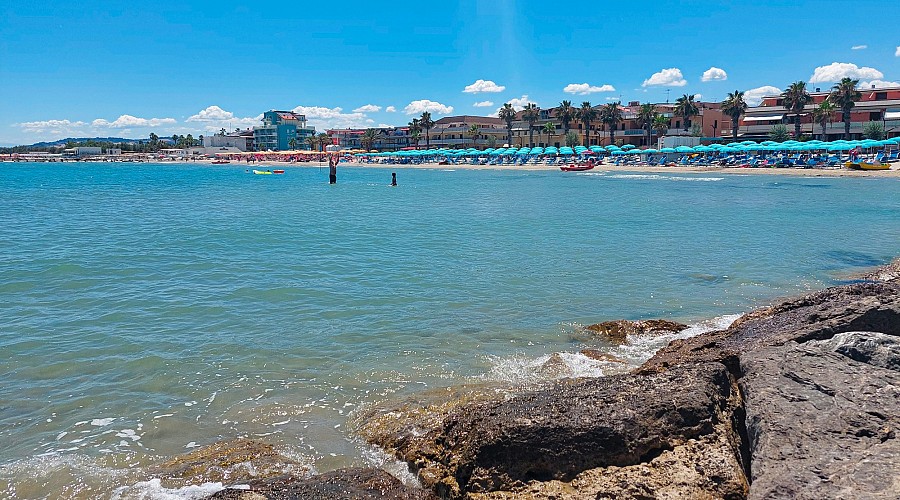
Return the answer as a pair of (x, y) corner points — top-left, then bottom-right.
(560, 164), (595, 172)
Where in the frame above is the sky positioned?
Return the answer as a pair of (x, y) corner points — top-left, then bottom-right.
(1, 0), (898, 145)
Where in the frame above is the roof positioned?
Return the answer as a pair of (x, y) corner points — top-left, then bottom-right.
(434, 115), (503, 125)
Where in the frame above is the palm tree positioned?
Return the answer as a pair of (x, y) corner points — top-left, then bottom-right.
(720, 90), (748, 141)
(829, 78), (861, 140)
(316, 133), (330, 152)
(769, 124), (790, 142)
(361, 128), (377, 151)
(652, 115), (669, 147)
(599, 102), (623, 145)
(522, 104), (539, 147)
(419, 112), (434, 148)
(498, 103), (516, 146)
(636, 103), (656, 147)
(781, 81), (812, 139)
(674, 94), (699, 132)
(288, 138), (297, 150)
(575, 102), (597, 147)
(556, 100), (576, 136)
(811, 101), (836, 141)
(306, 135), (318, 151)
(468, 124), (479, 149)
(542, 122), (555, 147)
(407, 119), (422, 149)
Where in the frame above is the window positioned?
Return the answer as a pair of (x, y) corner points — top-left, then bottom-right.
(870, 112), (882, 121)
(875, 92), (887, 100)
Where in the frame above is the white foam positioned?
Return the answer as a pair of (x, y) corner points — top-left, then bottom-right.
(110, 478), (225, 500)
(607, 173), (723, 182)
(90, 418), (115, 427)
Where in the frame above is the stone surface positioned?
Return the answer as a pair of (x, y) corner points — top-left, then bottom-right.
(361, 363), (744, 499)
(151, 439), (307, 485)
(579, 349), (626, 363)
(207, 468), (436, 500)
(739, 332), (900, 499)
(583, 319), (688, 342)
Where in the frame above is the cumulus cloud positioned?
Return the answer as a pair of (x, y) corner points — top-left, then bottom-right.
(851, 45), (867, 50)
(743, 86), (782, 106)
(385, 106), (397, 113)
(642, 68), (687, 87)
(701, 67), (727, 82)
(896, 46), (900, 57)
(291, 105), (370, 130)
(463, 79), (506, 93)
(809, 62), (883, 83)
(353, 104), (382, 113)
(92, 115), (177, 128)
(473, 101), (494, 107)
(17, 119), (87, 132)
(403, 100), (454, 115)
(859, 79), (900, 89)
(186, 106), (261, 131)
(563, 83), (616, 95)
(694, 94), (703, 101)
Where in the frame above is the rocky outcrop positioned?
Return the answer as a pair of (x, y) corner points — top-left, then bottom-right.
(360, 263), (900, 499)
(579, 349), (626, 363)
(360, 363), (748, 499)
(151, 439), (308, 485)
(208, 468), (436, 500)
(582, 319), (688, 342)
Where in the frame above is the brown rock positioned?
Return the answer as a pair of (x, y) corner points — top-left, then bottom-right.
(537, 353), (574, 377)
(579, 349), (626, 363)
(584, 319), (688, 342)
(151, 439), (307, 485)
(207, 468), (436, 500)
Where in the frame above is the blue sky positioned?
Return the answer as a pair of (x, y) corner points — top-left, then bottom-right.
(1, 0), (898, 145)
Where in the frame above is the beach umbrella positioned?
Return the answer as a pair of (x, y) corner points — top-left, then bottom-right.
(675, 146), (695, 153)
(621, 144), (636, 150)
(642, 149), (658, 154)
(660, 147), (676, 153)
(604, 145), (619, 150)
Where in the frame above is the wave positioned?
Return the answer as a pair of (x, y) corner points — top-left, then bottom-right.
(606, 174), (724, 182)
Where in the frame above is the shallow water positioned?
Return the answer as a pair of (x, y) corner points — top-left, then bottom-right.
(1, 163), (898, 497)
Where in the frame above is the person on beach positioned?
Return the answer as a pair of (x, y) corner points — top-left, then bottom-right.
(391, 172), (397, 186)
(329, 154), (337, 184)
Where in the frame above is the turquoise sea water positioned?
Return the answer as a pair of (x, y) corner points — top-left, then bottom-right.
(1, 162), (899, 497)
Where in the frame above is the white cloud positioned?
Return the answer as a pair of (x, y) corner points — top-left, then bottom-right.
(403, 100), (454, 115)
(896, 46), (900, 57)
(185, 106), (261, 131)
(694, 94), (703, 101)
(353, 104), (382, 113)
(809, 62), (883, 83)
(17, 119), (87, 133)
(744, 86), (782, 106)
(463, 79), (506, 93)
(494, 95), (536, 117)
(701, 67), (728, 82)
(859, 79), (900, 89)
(473, 101), (494, 107)
(851, 45), (867, 50)
(92, 115), (177, 128)
(291, 105), (370, 130)
(187, 105), (233, 122)
(642, 68), (687, 87)
(563, 83), (616, 95)
(385, 106), (397, 113)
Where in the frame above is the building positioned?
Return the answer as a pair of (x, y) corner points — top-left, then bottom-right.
(203, 129), (255, 151)
(63, 146), (102, 157)
(730, 85), (900, 140)
(253, 110), (316, 151)
(427, 116), (508, 148)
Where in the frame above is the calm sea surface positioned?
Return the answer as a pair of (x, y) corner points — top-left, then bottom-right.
(1, 162), (899, 497)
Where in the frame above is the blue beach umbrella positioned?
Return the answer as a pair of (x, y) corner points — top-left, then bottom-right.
(660, 147), (676, 153)
(621, 144), (636, 150)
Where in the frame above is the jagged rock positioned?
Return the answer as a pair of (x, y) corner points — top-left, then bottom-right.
(858, 257), (900, 282)
(363, 363), (746, 499)
(641, 280), (900, 373)
(579, 349), (626, 363)
(537, 353), (573, 377)
(739, 332), (900, 499)
(151, 439), (307, 485)
(583, 319), (688, 342)
(207, 468), (436, 500)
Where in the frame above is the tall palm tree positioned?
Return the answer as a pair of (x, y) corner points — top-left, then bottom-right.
(498, 103), (516, 146)
(599, 102), (623, 145)
(652, 115), (669, 147)
(674, 94), (699, 132)
(781, 81), (812, 139)
(829, 78), (861, 140)
(407, 119), (422, 148)
(316, 133), (330, 152)
(468, 124), (479, 149)
(575, 102), (597, 147)
(811, 101), (836, 141)
(542, 122), (555, 147)
(306, 135), (318, 151)
(522, 104), (540, 147)
(636, 103), (656, 147)
(288, 138), (297, 150)
(720, 90), (748, 141)
(556, 100), (576, 136)
(361, 128), (377, 151)
(419, 111), (434, 148)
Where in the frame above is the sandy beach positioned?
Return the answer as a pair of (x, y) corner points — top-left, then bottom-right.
(202, 158), (900, 178)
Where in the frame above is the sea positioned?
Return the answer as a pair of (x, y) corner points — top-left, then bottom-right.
(1, 162), (898, 498)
